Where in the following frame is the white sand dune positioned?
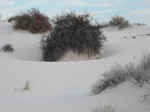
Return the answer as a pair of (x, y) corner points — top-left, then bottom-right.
(0, 21), (150, 112)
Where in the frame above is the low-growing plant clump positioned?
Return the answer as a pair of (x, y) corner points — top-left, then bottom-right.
(41, 12), (105, 61)
(23, 81), (31, 91)
(92, 54), (150, 95)
(109, 16), (130, 29)
(9, 8), (52, 33)
(1, 44), (14, 52)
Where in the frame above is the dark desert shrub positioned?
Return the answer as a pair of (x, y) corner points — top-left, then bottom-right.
(10, 8), (52, 33)
(1, 44), (14, 52)
(92, 54), (150, 95)
(8, 16), (18, 23)
(13, 14), (32, 30)
(109, 16), (130, 29)
(41, 12), (105, 61)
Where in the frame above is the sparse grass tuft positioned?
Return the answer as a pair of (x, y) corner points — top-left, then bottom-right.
(92, 54), (150, 95)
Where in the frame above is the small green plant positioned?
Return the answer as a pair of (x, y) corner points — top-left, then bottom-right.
(23, 81), (31, 91)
